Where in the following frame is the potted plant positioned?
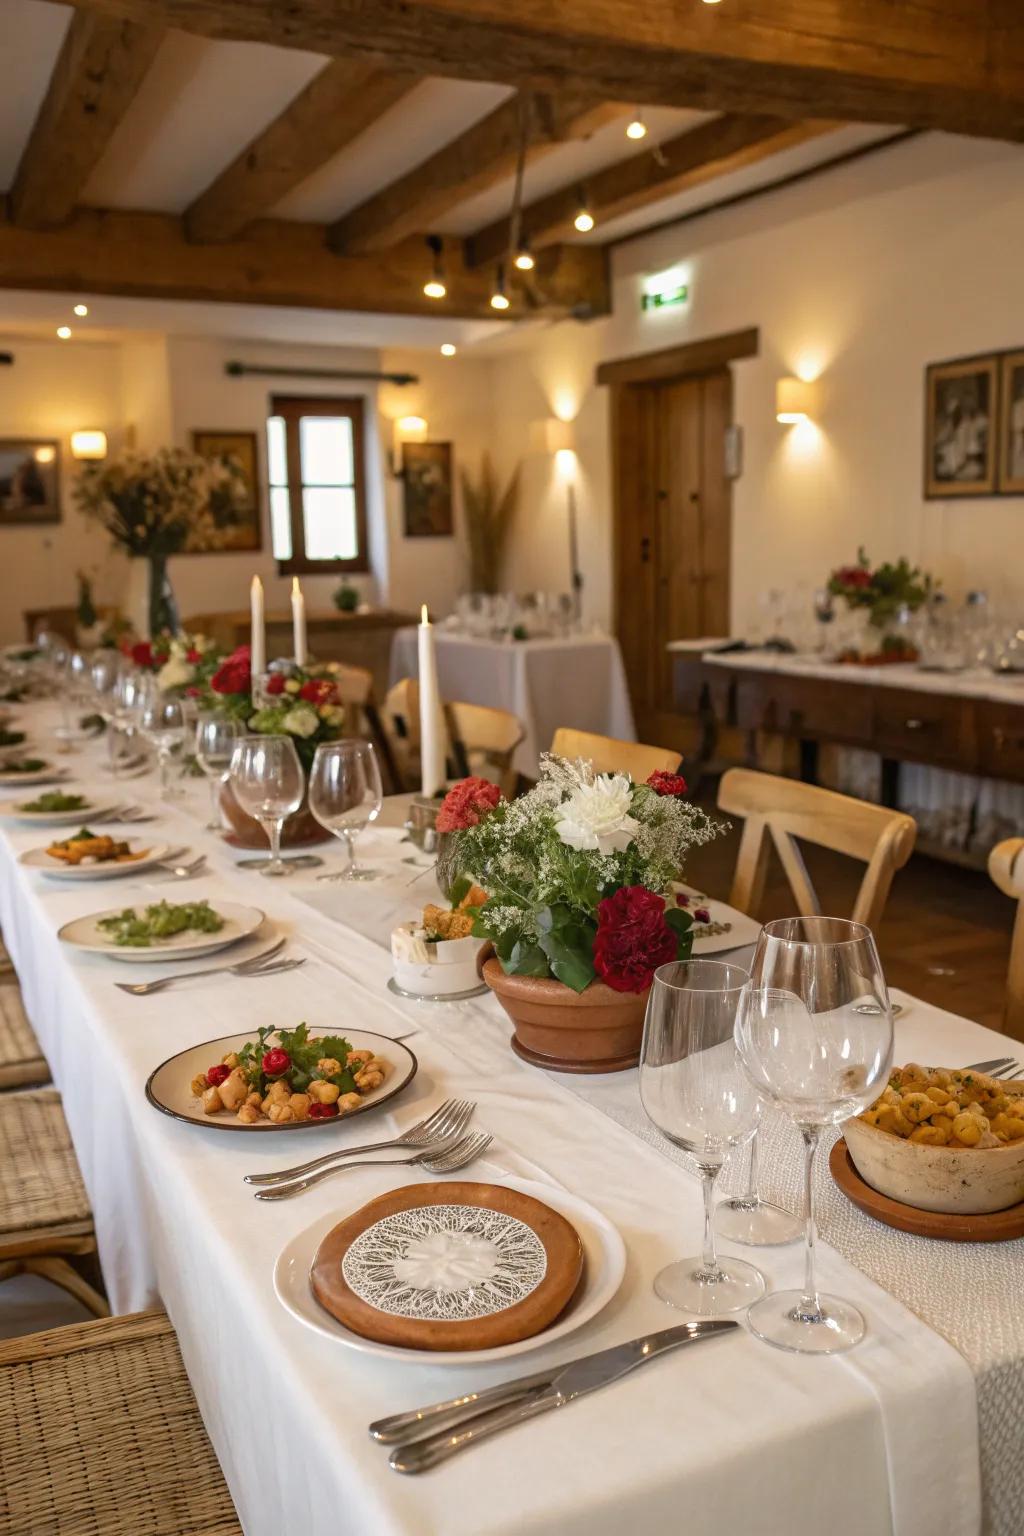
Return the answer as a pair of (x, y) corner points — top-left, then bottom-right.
(827, 548), (934, 663)
(124, 631), (223, 696)
(460, 453), (520, 594)
(332, 581), (360, 613)
(436, 760), (725, 1071)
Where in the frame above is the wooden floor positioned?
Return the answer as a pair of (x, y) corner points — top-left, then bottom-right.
(685, 785), (1015, 1035)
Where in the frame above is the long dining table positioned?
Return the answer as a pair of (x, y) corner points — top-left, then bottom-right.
(2, 703), (1022, 1536)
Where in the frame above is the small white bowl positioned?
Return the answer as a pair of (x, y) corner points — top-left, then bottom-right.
(390, 921), (488, 999)
(844, 1114), (1024, 1215)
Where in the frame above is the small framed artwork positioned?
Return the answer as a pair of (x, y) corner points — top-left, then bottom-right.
(0, 439), (60, 525)
(189, 429), (262, 551)
(402, 441), (454, 537)
(998, 350), (1024, 494)
(924, 355), (998, 498)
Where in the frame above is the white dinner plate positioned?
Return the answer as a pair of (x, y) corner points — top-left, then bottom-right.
(146, 1027), (417, 1132)
(0, 762), (68, 787)
(2, 797), (115, 826)
(672, 886), (762, 955)
(274, 1174), (626, 1365)
(20, 840), (173, 880)
(58, 898), (264, 962)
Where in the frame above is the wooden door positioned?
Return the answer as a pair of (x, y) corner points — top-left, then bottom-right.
(613, 368), (732, 749)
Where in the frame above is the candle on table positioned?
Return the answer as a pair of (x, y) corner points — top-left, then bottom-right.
(417, 603), (446, 797)
(291, 576), (307, 665)
(250, 575), (266, 681)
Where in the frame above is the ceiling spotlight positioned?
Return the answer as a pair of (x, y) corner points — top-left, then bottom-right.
(489, 264), (510, 311)
(423, 235), (447, 300)
(573, 191), (595, 234)
(514, 243), (535, 272)
(56, 326), (72, 340)
(73, 303), (89, 317)
(440, 343), (457, 357)
(702, 0), (723, 5)
(626, 115), (647, 141)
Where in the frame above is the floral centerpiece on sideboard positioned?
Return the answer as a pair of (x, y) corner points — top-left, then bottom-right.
(436, 757), (725, 1071)
(125, 631), (223, 695)
(74, 448), (247, 637)
(827, 548), (934, 664)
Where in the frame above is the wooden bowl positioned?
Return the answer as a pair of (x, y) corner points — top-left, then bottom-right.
(843, 1113), (1024, 1215)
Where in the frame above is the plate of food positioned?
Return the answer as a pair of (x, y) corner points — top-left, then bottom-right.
(19, 828), (171, 880)
(274, 1174), (626, 1365)
(57, 897), (263, 962)
(3, 789), (114, 825)
(670, 886), (762, 954)
(146, 1023), (415, 1131)
(0, 726), (28, 755)
(0, 758), (66, 787)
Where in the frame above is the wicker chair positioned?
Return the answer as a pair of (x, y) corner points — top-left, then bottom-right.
(0, 1088), (107, 1317)
(0, 1310), (243, 1536)
(0, 983), (48, 1091)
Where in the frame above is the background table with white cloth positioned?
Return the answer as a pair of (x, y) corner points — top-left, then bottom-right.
(388, 628), (636, 776)
(5, 710), (1024, 1536)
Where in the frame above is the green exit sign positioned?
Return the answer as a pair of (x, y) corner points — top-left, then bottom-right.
(641, 283), (689, 312)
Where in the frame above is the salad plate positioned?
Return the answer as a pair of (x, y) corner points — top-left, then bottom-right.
(274, 1174), (625, 1365)
(3, 793), (115, 826)
(58, 898), (264, 962)
(145, 1026), (416, 1131)
(20, 838), (172, 880)
(0, 761), (68, 788)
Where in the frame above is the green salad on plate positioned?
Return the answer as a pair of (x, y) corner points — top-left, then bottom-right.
(97, 900), (225, 948)
(18, 791), (88, 813)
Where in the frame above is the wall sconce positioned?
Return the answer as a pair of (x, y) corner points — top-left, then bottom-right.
(389, 414), (427, 477)
(529, 418), (575, 454)
(529, 417), (582, 620)
(775, 378), (818, 425)
(70, 429), (108, 460)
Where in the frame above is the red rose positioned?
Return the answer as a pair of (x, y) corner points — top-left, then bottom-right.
(262, 1047), (291, 1077)
(206, 1063), (231, 1087)
(835, 565), (872, 589)
(186, 647), (200, 663)
(131, 641), (154, 669)
(647, 770), (688, 797)
(308, 1102), (339, 1119)
(185, 685), (199, 698)
(265, 672), (286, 695)
(436, 776), (502, 834)
(593, 885), (678, 994)
(211, 644), (252, 697)
(299, 678), (336, 705)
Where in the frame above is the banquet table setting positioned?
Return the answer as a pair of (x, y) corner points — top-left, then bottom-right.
(2, 684), (1024, 1536)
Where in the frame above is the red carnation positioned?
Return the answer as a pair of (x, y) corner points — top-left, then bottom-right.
(835, 565), (872, 589)
(265, 672), (286, 695)
(647, 770), (688, 797)
(593, 885), (678, 994)
(131, 641), (154, 669)
(299, 678), (336, 705)
(436, 776), (502, 833)
(211, 644), (251, 697)
(186, 647), (200, 663)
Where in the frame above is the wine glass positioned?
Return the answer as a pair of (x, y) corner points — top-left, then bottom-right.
(195, 713), (241, 831)
(714, 1124), (802, 1246)
(308, 740), (383, 881)
(109, 670), (150, 777)
(229, 735), (304, 877)
(734, 917), (894, 1354)
(140, 694), (187, 799)
(639, 960), (765, 1314)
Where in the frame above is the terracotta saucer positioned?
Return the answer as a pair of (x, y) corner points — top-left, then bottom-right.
(311, 1181), (585, 1351)
(830, 1138), (1024, 1242)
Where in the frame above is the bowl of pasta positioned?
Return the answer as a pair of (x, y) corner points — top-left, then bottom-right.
(844, 1063), (1024, 1215)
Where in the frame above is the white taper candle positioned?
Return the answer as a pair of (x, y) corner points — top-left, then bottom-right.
(417, 603), (446, 797)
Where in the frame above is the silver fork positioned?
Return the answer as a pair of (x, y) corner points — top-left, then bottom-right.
(244, 1098), (476, 1186)
(253, 1130), (492, 1201)
(114, 939), (291, 995)
(152, 853), (206, 880)
(977, 1058), (1023, 1080)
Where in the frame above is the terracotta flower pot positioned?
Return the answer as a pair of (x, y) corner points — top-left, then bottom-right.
(218, 779), (333, 849)
(482, 958), (649, 1074)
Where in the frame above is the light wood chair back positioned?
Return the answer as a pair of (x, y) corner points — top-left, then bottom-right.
(327, 662), (400, 794)
(988, 838), (1024, 1042)
(718, 768), (917, 929)
(550, 727), (679, 782)
(384, 678), (525, 796)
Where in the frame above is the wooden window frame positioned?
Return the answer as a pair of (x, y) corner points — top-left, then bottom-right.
(270, 394), (369, 575)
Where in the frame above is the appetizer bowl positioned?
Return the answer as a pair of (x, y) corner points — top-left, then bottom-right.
(390, 920), (489, 999)
(844, 1111), (1024, 1215)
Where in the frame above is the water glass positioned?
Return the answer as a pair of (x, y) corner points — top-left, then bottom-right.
(308, 739), (383, 881)
(735, 916), (894, 1354)
(195, 714), (241, 830)
(229, 735), (304, 877)
(639, 960), (765, 1314)
(140, 694), (187, 800)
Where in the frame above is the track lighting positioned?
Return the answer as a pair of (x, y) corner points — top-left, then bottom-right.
(573, 191), (594, 233)
(514, 242), (535, 272)
(489, 265), (510, 311)
(626, 114), (647, 141)
(423, 235), (446, 300)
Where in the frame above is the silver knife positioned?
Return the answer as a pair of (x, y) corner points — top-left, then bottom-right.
(385, 1318), (738, 1474)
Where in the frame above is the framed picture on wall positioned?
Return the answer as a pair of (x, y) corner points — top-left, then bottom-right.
(0, 439), (60, 525)
(189, 429), (262, 551)
(998, 350), (1024, 494)
(924, 355), (998, 498)
(402, 440), (454, 537)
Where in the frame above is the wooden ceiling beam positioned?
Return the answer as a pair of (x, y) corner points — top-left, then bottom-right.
(184, 60), (421, 243)
(328, 93), (624, 255)
(63, 0), (1024, 143)
(0, 204), (609, 320)
(10, 10), (164, 228)
(468, 114), (837, 267)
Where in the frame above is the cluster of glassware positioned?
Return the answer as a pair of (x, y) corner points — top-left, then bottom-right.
(639, 918), (893, 1355)
(450, 591), (580, 639)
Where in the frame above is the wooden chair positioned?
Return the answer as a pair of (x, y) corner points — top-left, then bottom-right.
(330, 661), (401, 794)
(0, 981), (48, 1091)
(718, 767), (917, 928)
(988, 838), (1024, 1042)
(0, 1310), (242, 1536)
(550, 727), (680, 782)
(384, 678), (525, 797)
(0, 1088), (108, 1318)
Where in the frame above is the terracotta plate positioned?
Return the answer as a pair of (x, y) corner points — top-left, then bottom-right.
(311, 1182), (585, 1351)
(830, 1138), (1024, 1242)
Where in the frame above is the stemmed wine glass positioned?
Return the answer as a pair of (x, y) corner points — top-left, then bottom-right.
(308, 740), (383, 881)
(639, 960), (765, 1314)
(140, 694), (187, 800)
(195, 714), (241, 831)
(715, 1126), (802, 1246)
(229, 736), (304, 877)
(734, 917), (894, 1354)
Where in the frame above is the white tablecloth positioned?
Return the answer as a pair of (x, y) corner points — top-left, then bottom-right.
(0, 708), (1001, 1536)
(388, 629), (636, 775)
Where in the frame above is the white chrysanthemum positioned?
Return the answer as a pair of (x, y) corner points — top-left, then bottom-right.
(281, 705), (319, 738)
(555, 774), (638, 855)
